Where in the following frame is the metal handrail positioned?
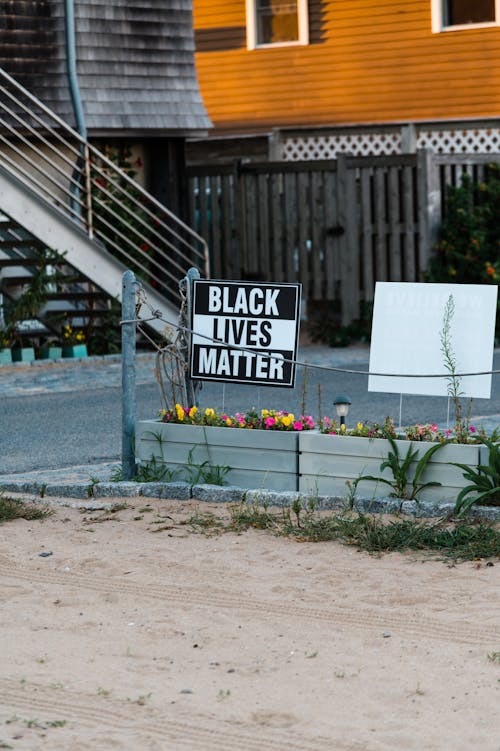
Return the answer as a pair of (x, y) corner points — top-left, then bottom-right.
(0, 67), (210, 303)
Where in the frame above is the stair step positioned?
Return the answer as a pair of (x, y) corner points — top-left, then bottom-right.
(53, 309), (111, 318)
(0, 221), (34, 236)
(0, 238), (42, 249)
(46, 291), (108, 301)
(0, 275), (38, 285)
(0, 258), (39, 267)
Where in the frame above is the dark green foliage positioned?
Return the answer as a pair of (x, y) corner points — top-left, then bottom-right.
(227, 501), (500, 561)
(357, 433), (444, 500)
(428, 163), (500, 335)
(453, 436), (500, 517)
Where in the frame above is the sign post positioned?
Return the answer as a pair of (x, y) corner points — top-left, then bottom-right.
(190, 280), (301, 388)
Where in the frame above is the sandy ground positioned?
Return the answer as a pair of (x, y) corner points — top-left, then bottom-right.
(0, 497), (499, 751)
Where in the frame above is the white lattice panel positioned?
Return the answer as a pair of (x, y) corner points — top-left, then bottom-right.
(282, 132), (401, 160)
(417, 128), (500, 153)
(281, 126), (500, 160)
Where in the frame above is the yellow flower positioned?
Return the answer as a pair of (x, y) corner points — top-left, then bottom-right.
(340, 423), (346, 432)
(261, 409), (269, 417)
(225, 418), (232, 426)
(188, 406), (198, 418)
(205, 408), (215, 417)
(357, 422), (363, 431)
(281, 415), (292, 427)
(175, 404), (185, 421)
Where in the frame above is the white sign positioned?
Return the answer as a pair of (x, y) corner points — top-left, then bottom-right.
(368, 282), (498, 398)
(190, 280), (301, 387)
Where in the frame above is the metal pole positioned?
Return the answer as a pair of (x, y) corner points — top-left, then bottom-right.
(185, 266), (201, 406)
(122, 270), (136, 480)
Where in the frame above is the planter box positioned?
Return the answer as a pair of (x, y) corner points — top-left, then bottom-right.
(0, 348), (12, 365)
(40, 345), (63, 359)
(136, 420), (299, 492)
(11, 346), (35, 363)
(299, 433), (481, 502)
(62, 344), (88, 358)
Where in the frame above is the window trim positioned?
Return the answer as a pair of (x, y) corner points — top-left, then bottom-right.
(431, 0), (500, 32)
(246, 0), (309, 50)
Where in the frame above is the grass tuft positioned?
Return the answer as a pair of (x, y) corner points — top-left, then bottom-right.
(0, 495), (52, 523)
(226, 502), (500, 562)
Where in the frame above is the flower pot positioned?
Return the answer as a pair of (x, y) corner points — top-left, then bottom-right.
(298, 433), (481, 502)
(11, 346), (35, 363)
(62, 344), (88, 358)
(40, 345), (63, 360)
(136, 420), (299, 491)
(0, 348), (12, 365)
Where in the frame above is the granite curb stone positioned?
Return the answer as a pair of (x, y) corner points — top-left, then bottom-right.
(1, 473), (499, 520)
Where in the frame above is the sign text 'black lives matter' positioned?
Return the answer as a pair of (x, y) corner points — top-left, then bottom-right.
(190, 280), (301, 387)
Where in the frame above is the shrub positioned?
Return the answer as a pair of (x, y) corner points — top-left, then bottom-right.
(428, 163), (500, 336)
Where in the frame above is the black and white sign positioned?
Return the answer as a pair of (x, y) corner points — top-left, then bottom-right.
(190, 280), (301, 387)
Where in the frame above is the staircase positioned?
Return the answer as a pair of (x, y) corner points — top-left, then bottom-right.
(0, 67), (209, 347)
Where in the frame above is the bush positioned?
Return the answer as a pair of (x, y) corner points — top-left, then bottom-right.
(428, 163), (500, 336)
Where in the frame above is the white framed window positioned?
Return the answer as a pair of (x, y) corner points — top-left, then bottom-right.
(246, 0), (308, 49)
(432, 0), (500, 32)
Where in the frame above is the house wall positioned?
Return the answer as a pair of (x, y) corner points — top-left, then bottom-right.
(192, 0), (500, 134)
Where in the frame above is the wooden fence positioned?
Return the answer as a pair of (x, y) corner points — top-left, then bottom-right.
(187, 151), (500, 326)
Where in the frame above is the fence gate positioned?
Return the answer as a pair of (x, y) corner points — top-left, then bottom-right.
(187, 150), (487, 326)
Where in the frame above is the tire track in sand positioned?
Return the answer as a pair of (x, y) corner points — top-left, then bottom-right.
(0, 557), (497, 646)
(0, 678), (356, 751)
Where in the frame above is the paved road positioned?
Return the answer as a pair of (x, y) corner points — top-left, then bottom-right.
(1, 347), (500, 475)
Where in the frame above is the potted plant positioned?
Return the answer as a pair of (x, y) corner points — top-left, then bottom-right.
(39, 336), (63, 360)
(61, 324), (88, 358)
(0, 329), (12, 365)
(11, 332), (36, 362)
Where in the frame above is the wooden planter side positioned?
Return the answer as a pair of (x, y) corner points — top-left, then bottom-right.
(136, 420), (299, 492)
(298, 434), (481, 502)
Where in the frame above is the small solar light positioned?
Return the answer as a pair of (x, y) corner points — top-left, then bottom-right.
(333, 395), (352, 428)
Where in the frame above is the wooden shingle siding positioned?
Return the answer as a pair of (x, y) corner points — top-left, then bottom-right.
(1, 0), (210, 135)
(75, 0), (210, 133)
(193, 0), (500, 133)
(0, 1), (73, 123)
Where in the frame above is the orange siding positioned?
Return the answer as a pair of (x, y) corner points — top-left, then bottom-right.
(193, 0), (500, 132)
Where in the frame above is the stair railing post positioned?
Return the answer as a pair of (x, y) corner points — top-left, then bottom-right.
(84, 142), (94, 239)
(121, 270), (136, 480)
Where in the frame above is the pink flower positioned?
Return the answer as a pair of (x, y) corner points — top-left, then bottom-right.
(445, 429), (452, 438)
(293, 421), (303, 431)
(265, 417), (276, 429)
(430, 423), (438, 432)
(469, 425), (477, 433)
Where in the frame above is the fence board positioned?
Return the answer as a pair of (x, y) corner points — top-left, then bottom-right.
(311, 170), (323, 299)
(323, 169), (337, 299)
(402, 165), (416, 281)
(360, 168), (373, 296)
(220, 173), (234, 277)
(388, 166), (401, 281)
(270, 171), (284, 282)
(257, 173), (270, 280)
(297, 172), (310, 293)
(284, 171), (297, 283)
(374, 167), (387, 283)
